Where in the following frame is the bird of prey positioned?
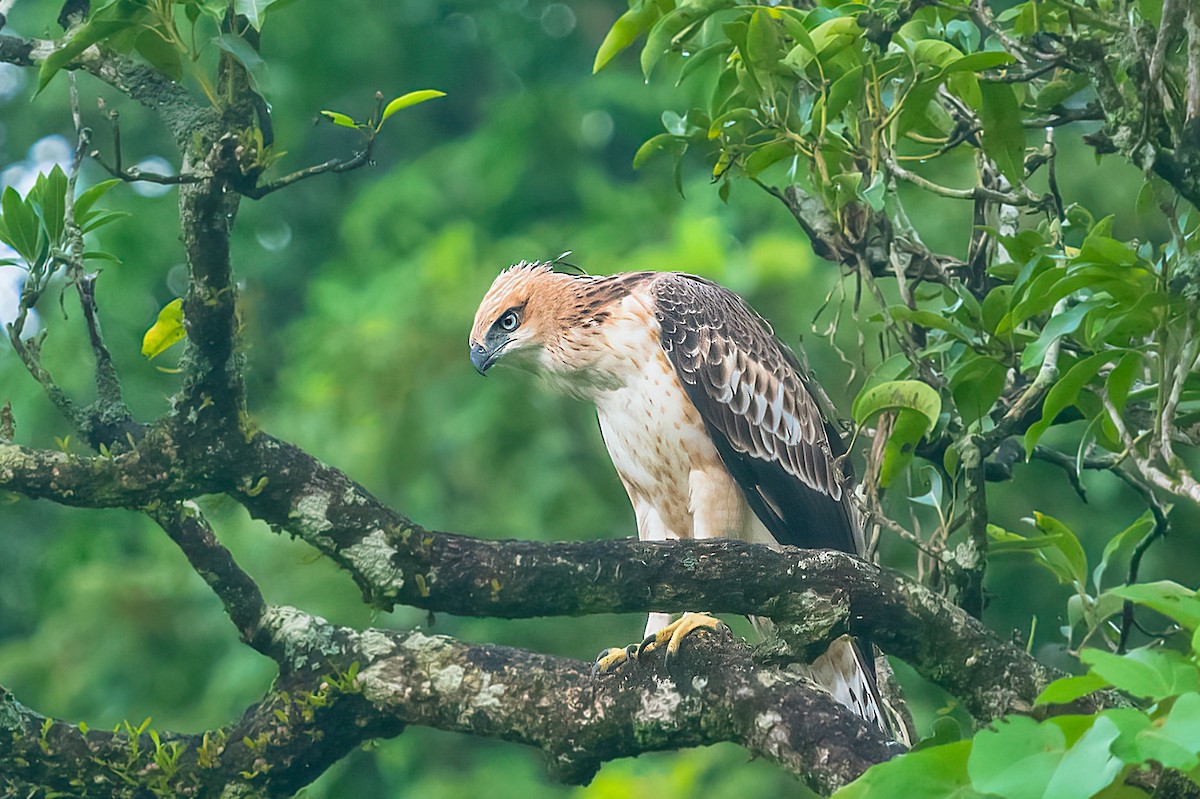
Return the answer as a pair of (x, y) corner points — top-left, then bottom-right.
(469, 261), (893, 737)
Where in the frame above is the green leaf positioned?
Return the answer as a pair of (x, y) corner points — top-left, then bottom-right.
(833, 739), (982, 799)
(74, 179), (121, 224)
(1032, 512), (1088, 588)
(1104, 351), (1141, 416)
(0, 186), (43, 264)
(234, 0), (295, 30)
(1125, 692), (1200, 770)
(827, 64), (863, 118)
(37, 0), (150, 94)
(1109, 582), (1200, 630)
(135, 27), (183, 81)
(893, 79), (940, 139)
(380, 90), (447, 125)
(31, 165), (68, 249)
(1024, 352), (1120, 457)
(969, 716), (1066, 798)
(319, 111), (359, 129)
(1019, 299), (1106, 372)
(979, 82), (1025, 185)
(214, 33), (272, 98)
(745, 8), (781, 71)
(910, 38), (964, 70)
(594, 2), (664, 74)
(980, 284), (1012, 337)
(743, 140), (794, 178)
(944, 51), (1016, 74)
(642, 2), (733, 80)
(911, 716), (963, 751)
(859, 171), (885, 211)
(1081, 647), (1200, 701)
(80, 210), (131, 234)
(632, 133), (681, 169)
(677, 41), (730, 85)
(948, 354), (1007, 427)
(987, 525), (1070, 554)
(1079, 229), (1139, 268)
(1006, 268), (1110, 333)
(1093, 511), (1155, 592)
(880, 408), (933, 487)
(853, 379), (941, 431)
(887, 306), (972, 340)
(1045, 715), (1127, 799)
(1036, 673), (1111, 706)
(142, 298), (186, 360)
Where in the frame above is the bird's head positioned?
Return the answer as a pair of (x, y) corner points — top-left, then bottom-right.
(469, 261), (582, 375)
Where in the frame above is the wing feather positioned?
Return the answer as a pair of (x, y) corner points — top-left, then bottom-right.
(652, 273), (860, 555)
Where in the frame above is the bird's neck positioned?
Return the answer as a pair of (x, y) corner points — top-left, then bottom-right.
(535, 288), (660, 401)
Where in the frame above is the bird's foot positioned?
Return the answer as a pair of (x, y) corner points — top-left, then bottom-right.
(638, 612), (723, 661)
(591, 613), (724, 679)
(591, 643), (639, 678)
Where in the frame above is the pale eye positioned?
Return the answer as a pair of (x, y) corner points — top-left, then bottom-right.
(499, 311), (520, 332)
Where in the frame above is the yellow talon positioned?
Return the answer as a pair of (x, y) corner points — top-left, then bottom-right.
(593, 613), (724, 678)
(639, 612), (723, 660)
(591, 644), (638, 679)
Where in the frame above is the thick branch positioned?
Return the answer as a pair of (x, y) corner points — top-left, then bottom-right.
(0, 33), (216, 148)
(0, 606), (899, 797)
(236, 434), (1066, 723)
(0, 436), (210, 507)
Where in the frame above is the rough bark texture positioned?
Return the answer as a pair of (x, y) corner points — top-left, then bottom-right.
(0, 605), (899, 798)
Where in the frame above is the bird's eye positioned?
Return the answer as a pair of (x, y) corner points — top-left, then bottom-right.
(499, 311), (520, 332)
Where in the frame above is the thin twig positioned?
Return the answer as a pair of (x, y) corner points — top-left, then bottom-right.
(982, 297), (1070, 451)
(986, 60), (1063, 84)
(1117, 473), (1171, 653)
(1102, 392), (1200, 503)
(240, 146), (374, 199)
(1029, 445), (1096, 501)
(1148, 0), (1182, 101)
(1159, 315), (1197, 464)
(1024, 106), (1106, 128)
(67, 75), (133, 436)
(65, 73), (88, 277)
(961, 0), (1031, 64)
(885, 156), (1048, 208)
(90, 151), (202, 185)
(241, 94), (386, 200)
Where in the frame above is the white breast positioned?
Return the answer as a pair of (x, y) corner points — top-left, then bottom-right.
(586, 295), (773, 548)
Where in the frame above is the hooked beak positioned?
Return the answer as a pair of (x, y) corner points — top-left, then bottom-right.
(470, 342), (495, 375)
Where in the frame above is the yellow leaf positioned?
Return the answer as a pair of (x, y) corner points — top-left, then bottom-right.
(380, 90), (446, 125)
(142, 298), (185, 359)
(319, 110), (358, 128)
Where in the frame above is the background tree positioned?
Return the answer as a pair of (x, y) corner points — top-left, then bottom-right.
(0, 1), (1198, 797)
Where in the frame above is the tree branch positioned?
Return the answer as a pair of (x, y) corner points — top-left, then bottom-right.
(148, 501), (271, 653)
(0, 437), (212, 507)
(0, 606), (901, 797)
(761, 182), (967, 284)
(0, 32), (217, 148)
(231, 433), (1070, 723)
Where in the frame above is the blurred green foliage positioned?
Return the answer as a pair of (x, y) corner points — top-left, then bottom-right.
(1, 1), (1198, 797)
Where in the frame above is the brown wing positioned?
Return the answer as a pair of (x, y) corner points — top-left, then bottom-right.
(652, 273), (861, 555)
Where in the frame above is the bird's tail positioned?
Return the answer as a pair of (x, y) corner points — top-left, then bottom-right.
(810, 636), (910, 745)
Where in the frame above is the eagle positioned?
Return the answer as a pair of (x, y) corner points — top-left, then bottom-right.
(469, 262), (894, 737)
